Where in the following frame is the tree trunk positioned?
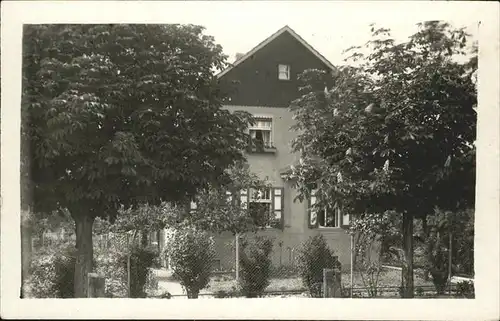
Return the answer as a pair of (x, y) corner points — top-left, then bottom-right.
(141, 230), (148, 248)
(74, 214), (95, 298)
(401, 212), (414, 298)
(21, 224), (32, 298)
(187, 288), (199, 299)
(156, 230), (161, 253)
(422, 216), (430, 281)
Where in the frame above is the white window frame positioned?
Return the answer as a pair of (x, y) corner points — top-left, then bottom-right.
(248, 116), (273, 148)
(249, 188), (272, 203)
(317, 207), (341, 228)
(278, 64), (291, 80)
(249, 188), (273, 228)
(312, 189), (342, 229)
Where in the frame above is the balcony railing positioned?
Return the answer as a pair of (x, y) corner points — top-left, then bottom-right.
(247, 139), (277, 154)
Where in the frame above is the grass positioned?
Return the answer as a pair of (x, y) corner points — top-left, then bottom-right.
(207, 276), (304, 293)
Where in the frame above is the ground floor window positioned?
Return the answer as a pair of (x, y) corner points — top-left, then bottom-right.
(245, 187), (283, 229)
(309, 189), (349, 229)
(318, 207), (341, 228)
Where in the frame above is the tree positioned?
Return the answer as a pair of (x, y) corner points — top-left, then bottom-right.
(284, 21), (476, 298)
(22, 24), (253, 297)
(178, 160), (271, 235)
(95, 203), (169, 249)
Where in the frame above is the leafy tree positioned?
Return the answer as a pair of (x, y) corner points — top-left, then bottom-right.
(93, 160), (269, 240)
(94, 203), (170, 248)
(180, 160), (271, 235)
(22, 24), (253, 297)
(284, 21), (476, 297)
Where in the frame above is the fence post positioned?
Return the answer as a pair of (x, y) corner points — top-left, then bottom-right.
(334, 265), (342, 297)
(235, 233), (240, 282)
(350, 234), (354, 298)
(87, 273), (105, 298)
(323, 269), (334, 298)
(448, 231), (453, 295)
(127, 254), (131, 297)
(323, 264), (342, 298)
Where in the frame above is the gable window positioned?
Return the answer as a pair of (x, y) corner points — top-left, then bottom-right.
(242, 188), (284, 229)
(249, 117), (273, 149)
(278, 64), (291, 80)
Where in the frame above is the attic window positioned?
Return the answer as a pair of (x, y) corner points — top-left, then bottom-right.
(278, 64), (291, 80)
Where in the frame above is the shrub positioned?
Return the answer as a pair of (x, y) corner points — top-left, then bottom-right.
(415, 286), (425, 297)
(455, 280), (474, 298)
(160, 290), (172, 299)
(94, 236), (158, 298)
(23, 243), (76, 298)
(341, 287), (351, 298)
(52, 246), (76, 298)
(238, 236), (273, 298)
(398, 286), (405, 298)
(119, 245), (158, 298)
(213, 287), (240, 298)
(297, 234), (340, 298)
(164, 228), (216, 299)
(95, 252), (128, 298)
(430, 269), (449, 295)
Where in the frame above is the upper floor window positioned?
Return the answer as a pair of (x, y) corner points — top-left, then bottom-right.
(249, 117), (273, 149)
(278, 64), (291, 80)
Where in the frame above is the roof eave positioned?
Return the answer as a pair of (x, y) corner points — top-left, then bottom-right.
(216, 25), (336, 79)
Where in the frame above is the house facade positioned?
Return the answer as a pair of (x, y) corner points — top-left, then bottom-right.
(211, 26), (352, 272)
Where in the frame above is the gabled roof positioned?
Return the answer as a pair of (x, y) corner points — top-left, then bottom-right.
(216, 25), (336, 78)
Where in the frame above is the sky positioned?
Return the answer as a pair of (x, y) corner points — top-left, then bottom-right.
(155, 1), (480, 65)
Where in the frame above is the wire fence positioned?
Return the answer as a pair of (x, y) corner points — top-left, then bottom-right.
(26, 229), (474, 299)
(148, 284), (470, 299)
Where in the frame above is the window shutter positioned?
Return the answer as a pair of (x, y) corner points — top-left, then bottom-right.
(308, 189), (318, 228)
(272, 187), (284, 230)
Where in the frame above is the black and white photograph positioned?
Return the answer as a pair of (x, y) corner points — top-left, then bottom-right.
(1, 1), (499, 320)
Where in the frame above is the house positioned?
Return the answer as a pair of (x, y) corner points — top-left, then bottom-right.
(210, 25), (352, 272)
